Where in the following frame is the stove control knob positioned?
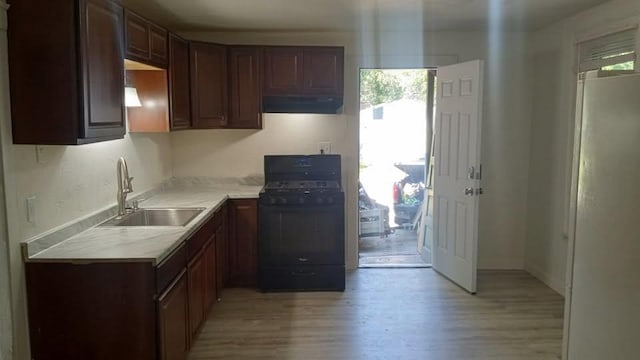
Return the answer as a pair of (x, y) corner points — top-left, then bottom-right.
(279, 197), (287, 205)
(269, 197), (277, 205)
(316, 197), (324, 204)
(298, 197), (305, 205)
(327, 196), (334, 204)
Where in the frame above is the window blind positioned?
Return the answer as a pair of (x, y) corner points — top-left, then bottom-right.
(578, 28), (638, 72)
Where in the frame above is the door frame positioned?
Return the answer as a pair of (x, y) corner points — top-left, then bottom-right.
(355, 59), (456, 269)
(562, 22), (640, 360)
(350, 55), (458, 270)
(0, 3), (15, 358)
(356, 66), (434, 267)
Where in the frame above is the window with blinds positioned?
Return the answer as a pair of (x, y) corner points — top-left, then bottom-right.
(578, 28), (637, 72)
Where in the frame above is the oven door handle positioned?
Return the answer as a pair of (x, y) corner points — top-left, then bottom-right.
(298, 257), (309, 262)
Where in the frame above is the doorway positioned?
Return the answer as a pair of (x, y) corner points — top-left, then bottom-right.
(358, 68), (435, 268)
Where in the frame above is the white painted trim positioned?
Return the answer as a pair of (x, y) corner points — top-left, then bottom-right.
(575, 16), (639, 43)
(561, 75), (586, 360)
(524, 263), (565, 296)
(359, 54), (458, 69)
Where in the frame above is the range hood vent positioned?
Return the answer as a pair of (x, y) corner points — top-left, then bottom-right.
(262, 96), (343, 114)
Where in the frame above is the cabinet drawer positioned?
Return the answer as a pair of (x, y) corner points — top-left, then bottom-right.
(156, 244), (187, 294)
(187, 215), (216, 259)
(259, 265), (345, 291)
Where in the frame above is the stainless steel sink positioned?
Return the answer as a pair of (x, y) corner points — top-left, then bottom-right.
(100, 208), (205, 227)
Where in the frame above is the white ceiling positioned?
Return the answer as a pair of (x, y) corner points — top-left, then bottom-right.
(124, 0), (611, 32)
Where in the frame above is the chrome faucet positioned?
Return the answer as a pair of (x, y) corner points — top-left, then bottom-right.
(116, 157), (133, 217)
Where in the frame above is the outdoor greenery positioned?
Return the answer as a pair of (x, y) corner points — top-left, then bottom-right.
(602, 60), (635, 71)
(360, 69), (429, 107)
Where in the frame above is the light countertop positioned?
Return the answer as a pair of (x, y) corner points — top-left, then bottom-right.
(25, 184), (261, 265)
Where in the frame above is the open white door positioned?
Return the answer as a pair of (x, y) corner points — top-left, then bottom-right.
(432, 60), (484, 294)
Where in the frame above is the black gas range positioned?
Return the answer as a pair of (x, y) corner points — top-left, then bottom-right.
(258, 155), (345, 292)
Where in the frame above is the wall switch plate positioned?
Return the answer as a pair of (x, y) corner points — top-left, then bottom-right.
(26, 196), (36, 224)
(319, 141), (331, 154)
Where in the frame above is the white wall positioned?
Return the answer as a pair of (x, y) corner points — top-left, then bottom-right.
(1, 140), (172, 360)
(174, 30), (534, 271)
(0, 12), (174, 358)
(525, 0), (640, 296)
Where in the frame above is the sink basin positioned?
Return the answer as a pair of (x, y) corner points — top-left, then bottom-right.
(100, 208), (205, 227)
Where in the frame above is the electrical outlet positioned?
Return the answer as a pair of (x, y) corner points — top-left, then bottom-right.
(318, 142), (331, 154)
(26, 196), (36, 224)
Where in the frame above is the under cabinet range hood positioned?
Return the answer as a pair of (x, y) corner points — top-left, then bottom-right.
(262, 96), (344, 114)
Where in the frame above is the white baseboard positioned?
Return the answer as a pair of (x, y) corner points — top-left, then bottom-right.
(524, 263), (565, 296)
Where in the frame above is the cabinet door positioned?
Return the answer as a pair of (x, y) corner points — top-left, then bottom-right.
(228, 46), (262, 129)
(203, 240), (217, 311)
(302, 48), (344, 96)
(79, 0), (126, 140)
(215, 204), (228, 296)
(124, 10), (150, 62)
(263, 47), (303, 95)
(228, 199), (258, 287)
(149, 24), (168, 66)
(190, 42), (227, 128)
(188, 249), (206, 337)
(169, 34), (191, 130)
(158, 270), (188, 360)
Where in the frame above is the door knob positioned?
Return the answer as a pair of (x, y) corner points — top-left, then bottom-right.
(464, 188), (474, 196)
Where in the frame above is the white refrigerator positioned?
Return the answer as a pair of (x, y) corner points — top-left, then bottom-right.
(566, 72), (640, 359)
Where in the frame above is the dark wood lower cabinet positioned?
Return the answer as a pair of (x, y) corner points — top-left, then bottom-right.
(204, 239), (217, 310)
(215, 203), (229, 296)
(228, 199), (259, 287)
(25, 262), (157, 360)
(188, 248), (207, 337)
(24, 199), (258, 359)
(158, 271), (189, 360)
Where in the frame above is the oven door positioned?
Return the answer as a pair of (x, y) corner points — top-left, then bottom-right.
(259, 201), (345, 266)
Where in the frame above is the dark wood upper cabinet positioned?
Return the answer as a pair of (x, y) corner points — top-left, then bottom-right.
(124, 9), (167, 68)
(302, 48), (344, 96)
(263, 46), (344, 97)
(124, 10), (149, 61)
(8, 0), (126, 145)
(263, 47), (304, 95)
(150, 24), (169, 65)
(228, 46), (263, 129)
(228, 199), (259, 287)
(169, 34), (192, 130)
(158, 270), (189, 360)
(190, 42), (228, 129)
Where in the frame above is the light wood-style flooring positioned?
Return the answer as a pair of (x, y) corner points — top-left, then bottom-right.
(189, 269), (564, 360)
